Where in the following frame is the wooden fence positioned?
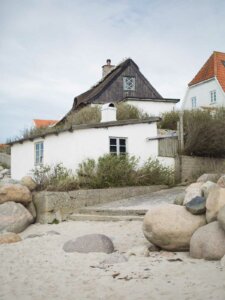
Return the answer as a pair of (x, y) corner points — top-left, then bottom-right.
(158, 137), (178, 157)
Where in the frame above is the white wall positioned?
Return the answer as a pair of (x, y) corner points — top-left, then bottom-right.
(11, 122), (161, 180)
(125, 100), (176, 116)
(182, 78), (225, 110)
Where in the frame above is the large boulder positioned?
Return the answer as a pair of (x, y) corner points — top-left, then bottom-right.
(185, 196), (206, 215)
(190, 221), (225, 260)
(183, 182), (203, 205)
(143, 204), (206, 251)
(0, 232), (22, 244)
(20, 176), (37, 191)
(63, 234), (114, 254)
(206, 185), (225, 223)
(0, 184), (32, 205)
(201, 181), (217, 199)
(217, 175), (225, 188)
(197, 173), (220, 183)
(217, 205), (225, 232)
(0, 201), (33, 233)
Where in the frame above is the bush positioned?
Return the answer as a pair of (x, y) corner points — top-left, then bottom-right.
(159, 111), (179, 130)
(32, 163), (79, 191)
(183, 108), (225, 157)
(116, 103), (149, 120)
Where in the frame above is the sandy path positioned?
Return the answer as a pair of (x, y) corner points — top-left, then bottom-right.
(0, 221), (225, 300)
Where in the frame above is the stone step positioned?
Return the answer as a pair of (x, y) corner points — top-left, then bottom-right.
(69, 213), (144, 222)
(76, 207), (147, 216)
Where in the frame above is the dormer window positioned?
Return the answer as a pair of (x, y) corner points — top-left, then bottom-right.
(210, 90), (216, 104)
(123, 77), (135, 91)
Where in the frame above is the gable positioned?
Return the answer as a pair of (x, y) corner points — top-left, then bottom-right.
(73, 59), (163, 110)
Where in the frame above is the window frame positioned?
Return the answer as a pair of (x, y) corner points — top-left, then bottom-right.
(109, 137), (127, 155)
(210, 90), (217, 104)
(191, 96), (197, 108)
(34, 141), (44, 165)
(123, 76), (136, 91)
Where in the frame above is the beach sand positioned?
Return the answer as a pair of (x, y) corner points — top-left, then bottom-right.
(1, 220), (225, 300)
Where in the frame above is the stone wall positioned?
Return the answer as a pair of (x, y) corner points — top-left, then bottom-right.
(33, 185), (167, 224)
(0, 153), (11, 168)
(180, 155), (225, 182)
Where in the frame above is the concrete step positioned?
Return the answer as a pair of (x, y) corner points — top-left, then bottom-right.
(77, 207), (147, 216)
(69, 213), (144, 222)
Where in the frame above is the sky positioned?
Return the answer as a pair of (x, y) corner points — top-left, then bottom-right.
(0, 0), (225, 143)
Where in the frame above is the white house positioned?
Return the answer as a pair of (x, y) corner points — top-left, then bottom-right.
(10, 104), (175, 180)
(182, 51), (225, 110)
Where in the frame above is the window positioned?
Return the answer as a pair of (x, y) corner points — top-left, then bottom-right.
(35, 141), (44, 165)
(123, 77), (135, 91)
(109, 137), (127, 155)
(210, 90), (216, 104)
(191, 97), (197, 108)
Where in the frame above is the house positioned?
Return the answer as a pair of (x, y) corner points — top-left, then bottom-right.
(10, 104), (175, 180)
(182, 51), (225, 110)
(33, 119), (58, 128)
(60, 58), (179, 124)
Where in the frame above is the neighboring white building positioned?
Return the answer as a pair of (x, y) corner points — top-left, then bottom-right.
(10, 105), (175, 180)
(182, 51), (225, 110)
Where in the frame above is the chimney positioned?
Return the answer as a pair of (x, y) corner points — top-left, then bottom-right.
(101, 103), (117, 123)
(102, 59), (115, 78)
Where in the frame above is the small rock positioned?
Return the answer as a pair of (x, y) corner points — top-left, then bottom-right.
(20, 176), (37, 191)
(0, 201), (33, 233)
(190, 221), (225, 260)
(197, 173), (220, 183)
(184, 182), (203, 205)
(127, 246), (150, 257)
(201, 181), (217, 199)
(0, 184), (32, 205)
(185, 196), (206, 215)
(100, 252), (128, 264)
(0, 232), (22, 244)
(63, 234), (114, 254)
(217, 205), (225, 232)
(206, 185), (225, 223)
(173, 192), (185, 205)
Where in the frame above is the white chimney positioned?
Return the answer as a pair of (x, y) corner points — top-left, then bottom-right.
(101, 103), (117, 123)
(102, 59), (115, 78)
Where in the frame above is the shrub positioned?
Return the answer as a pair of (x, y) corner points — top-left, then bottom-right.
(159, 111), (179, 130)
(32, 163), (79, 191)
(137, 158), (174, 186)
(116, 103), (149, 120)
(66, 106), (101, 126)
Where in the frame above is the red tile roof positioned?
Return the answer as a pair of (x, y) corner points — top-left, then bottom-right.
(33, 119), (58, 128)
(188, 51), (225, 92)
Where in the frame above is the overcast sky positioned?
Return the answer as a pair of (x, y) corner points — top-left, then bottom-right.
(0, 0), (225, 142)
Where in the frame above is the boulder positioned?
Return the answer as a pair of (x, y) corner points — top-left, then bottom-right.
(217, 205), (225, 232)
(26, 201), (36, 220)
(0, 201), (33, 233)
(197, 173), (220, 183)
(0, 184), (32, 205)
(143, 204), (206, 251)
(185, 196), (206, 215)
(0, 232), (22, 244)
(183, 182), (203, 205)
(190, 221), (225, 260)
(217, 175), (225, 188)
(201, 181), (217, 199)
(63, 234), (114, 254)
(173, 192), (185, 206)
(206, 185), (225, 223)
(20, 176), (37, 191)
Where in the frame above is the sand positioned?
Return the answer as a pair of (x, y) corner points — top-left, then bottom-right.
(0, 220), (225, 300)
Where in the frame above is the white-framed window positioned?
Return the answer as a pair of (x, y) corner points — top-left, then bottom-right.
(109, 137), (127, 155)
(191, 97), (197, 108)
(123, 76), (135, 91)
(210, 90), (216, 104)
(35, 141), (44, 165)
